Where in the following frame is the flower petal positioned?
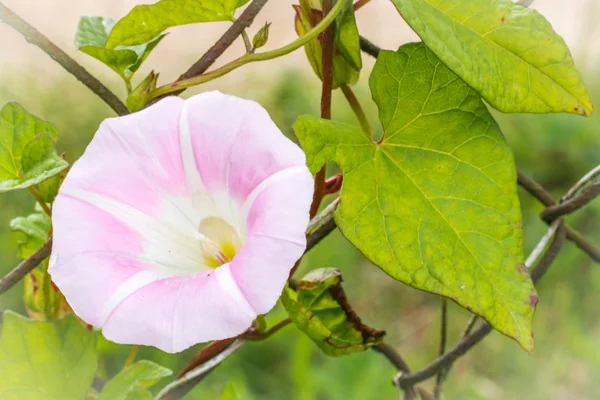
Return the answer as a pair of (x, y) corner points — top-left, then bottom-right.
(184, 91), (307, 205)
(102, 269), (255, 353)
(232, 167), (314, 314)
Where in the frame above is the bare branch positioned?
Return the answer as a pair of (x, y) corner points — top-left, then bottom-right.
(154, 339), (245, 400)
(518, 171), (600, 263)
(563, 165), (600, 200)
(373, 342), (411, 374)
(0, 2), (128, 116)
(0, 239), (52, 295)
(151, 0), (269, 104)
(541, 182), (600, 222)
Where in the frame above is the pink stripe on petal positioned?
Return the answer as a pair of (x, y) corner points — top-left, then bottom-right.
(185, 92), (307, 204)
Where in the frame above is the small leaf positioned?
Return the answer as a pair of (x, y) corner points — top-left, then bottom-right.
(10, 209), (50, 259)
(0, 103), (68, 193)
(0, 312), (98, 400)
(390, 0), (593, 115)
(106, 0), (246, 48)
(38, 163), (68, 203)
(293, 1), (361, 89)
(282, 268), (385, 356)
(76, 16), (165, 80)
(98, 360), (172, 400)
(294, 43), (536, 350)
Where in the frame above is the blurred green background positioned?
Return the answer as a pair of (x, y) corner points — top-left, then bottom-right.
(1, 51), (600, 400)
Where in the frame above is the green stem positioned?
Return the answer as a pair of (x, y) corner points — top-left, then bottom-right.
(28, 187), (52, 216)
(124, 345), (140, 368)
(241, 29), (252, 53)
(148, 0), (348, 100)
(340, 84), (372, 139)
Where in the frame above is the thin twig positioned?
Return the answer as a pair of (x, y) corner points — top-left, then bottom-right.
(433, 299), (448, 399)
(541, 182), (600, 222)
(243, 318), (292, 341)
(151, 0), (268, 104)
(310, 0), (335, 219)
(154, 339), (245, 400)
(0, 239), (52, 295)
(518, 171), (600, 263)
(525, 219), (562, 269)
(563, 164), (600, 200)
(177, 338), (236, 379)
(373, 342), (411, 374)
(0, 2), (128, 115)
(359, 35), (381, 58)
(373, 342), (417, 400)
(124, 345), (140, 369)
(395, 218), (567, 389)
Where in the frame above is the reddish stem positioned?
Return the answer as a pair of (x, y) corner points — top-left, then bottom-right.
(323, 174), (343, 195)
(176, 338), (236, 378)
(309, 0), (335, 219)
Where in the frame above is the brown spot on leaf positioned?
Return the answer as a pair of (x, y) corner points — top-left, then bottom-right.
(500, 16), (506, 24)
(530, 294), (539, 307)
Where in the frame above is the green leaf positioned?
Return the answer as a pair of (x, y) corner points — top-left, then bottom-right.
(389, 0), (593, 115)
(282, 268), (385, 356)
(10, 209), (50, 259)
(106, 0), (246, 48)
(0, 103), (68, 193)
(98, 360), (172, 400)
(294, 1), (361, 89)
(294, 43), (537, 350)
(219, 383), (238, 400)
(38, 164), (67, 204)
(0, 312), (98, 400)
(76, 16), (165, 80)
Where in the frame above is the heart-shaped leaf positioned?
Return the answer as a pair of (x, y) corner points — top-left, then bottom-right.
(294, 42), (537, 350)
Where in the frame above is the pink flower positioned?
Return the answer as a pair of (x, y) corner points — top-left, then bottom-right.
(49, 92), (313, 353)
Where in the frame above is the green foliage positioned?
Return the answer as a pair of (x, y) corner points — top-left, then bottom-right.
(0, 312), (98, 400)
(105, 0), (248, 48)
(38, 166), (67, 204)
(282, 268), (385, 356)
(218, 383), (239, 400)
(295, 42), (537, 350)
(75, 16), (165, 81)
(98, 360), (172, 400)
(0, 103), (68, 193)
(10, 207), (49, 259)
(294, 0), (361, 88)
(390, 0), (593, 115)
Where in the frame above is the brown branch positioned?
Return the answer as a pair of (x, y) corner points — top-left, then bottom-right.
(0, 2), (128, 116)
(540, 182), (600, 222)
(518, 171), (600, 262)
(152, 0), (268, 104)
(353, 0), (373, 11)
(372, 342), (417, 400)
(0, 238), (52, 295)
(396, 219), (567, 389)
(176, 338), (236, 379)
(310, 0), (335, 219)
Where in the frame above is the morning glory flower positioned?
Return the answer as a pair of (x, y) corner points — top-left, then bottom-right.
(49, 92), (313, 353)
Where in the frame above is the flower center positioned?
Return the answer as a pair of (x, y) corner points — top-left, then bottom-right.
(194, 217), (242, 268)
